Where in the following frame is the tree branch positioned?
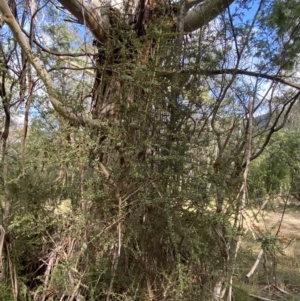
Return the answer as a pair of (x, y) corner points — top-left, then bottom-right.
(202, 69), (300, 90)
(0, 0), (107, 131)
(186, 0), (206, 11)
(22, 28), (94, 57)
(184, 0), (235, 32)
(56, 0), (236, 42)
(244, 90), (300, 165)
(161, 68), (300, 90)
(57, 0), (111, 43)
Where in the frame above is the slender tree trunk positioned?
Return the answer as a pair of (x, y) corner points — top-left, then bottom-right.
(227, 99), (254, 301)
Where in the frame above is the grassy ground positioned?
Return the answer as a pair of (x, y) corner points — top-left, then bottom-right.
(235, 199), (300, 301)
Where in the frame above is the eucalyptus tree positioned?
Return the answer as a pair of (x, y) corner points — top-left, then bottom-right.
(0, 0), (300, 300)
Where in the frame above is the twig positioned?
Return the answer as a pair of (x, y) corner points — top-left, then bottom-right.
(228, 94), (255, 301)
(275, 196), (288, 237)
(253, 197), (270, 221)
(245, 249), (264, 279)
(6, 244), (18, 300)
(249, 294), (275, 301)
(69, 279), (82, 301)
(0, 226), (5, 276)
(272, 284), (292, 296)
(99, 162), (123, 301)
(41, 251), (58, 301)
(241, 212), (257, 240)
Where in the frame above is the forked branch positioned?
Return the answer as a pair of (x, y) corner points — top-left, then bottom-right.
(56, 0), (235, 42)
(0, 0), (108, 131)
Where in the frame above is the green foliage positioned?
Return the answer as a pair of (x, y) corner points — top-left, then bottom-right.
(249, 131), (300, 199)
(268, 0), (300, 34)
(232, 286), (252, 301)
(259, 0), (300, 69)
(0, 284), (14, 301)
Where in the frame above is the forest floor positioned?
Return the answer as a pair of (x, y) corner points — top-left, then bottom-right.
(238, 200), (300, 301)
(264, 211), (300, 239)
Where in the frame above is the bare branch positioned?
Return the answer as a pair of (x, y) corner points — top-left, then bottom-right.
(57, 0), (111, 43)
(56, 0), (236, 42)
(245, 90), (300, 165)
(22, 28), (95, 57)
(47, 64), (96, 75)
(186, 0), (206, 11)
(184, 0), (235, 32)
(249, 294), (275, 301)
(203, 69), (300, 90)
(0, 0), (108, 131)
(161, 68), (300, 90)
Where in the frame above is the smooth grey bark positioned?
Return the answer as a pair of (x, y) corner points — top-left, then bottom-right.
(56, 0), (235, 42)
(57, 0), (111, 43)
(184, 0), (235, 31)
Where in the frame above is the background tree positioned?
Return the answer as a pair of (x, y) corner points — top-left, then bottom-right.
(249, 131), (300, 200)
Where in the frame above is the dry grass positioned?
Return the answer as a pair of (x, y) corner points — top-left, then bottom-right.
(237, 199), (300, 300)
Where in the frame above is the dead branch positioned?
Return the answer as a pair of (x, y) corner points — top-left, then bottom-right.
(245, 249), (264, 280)
(249, 294), (275, 301)
(0, 226), (5, 276)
